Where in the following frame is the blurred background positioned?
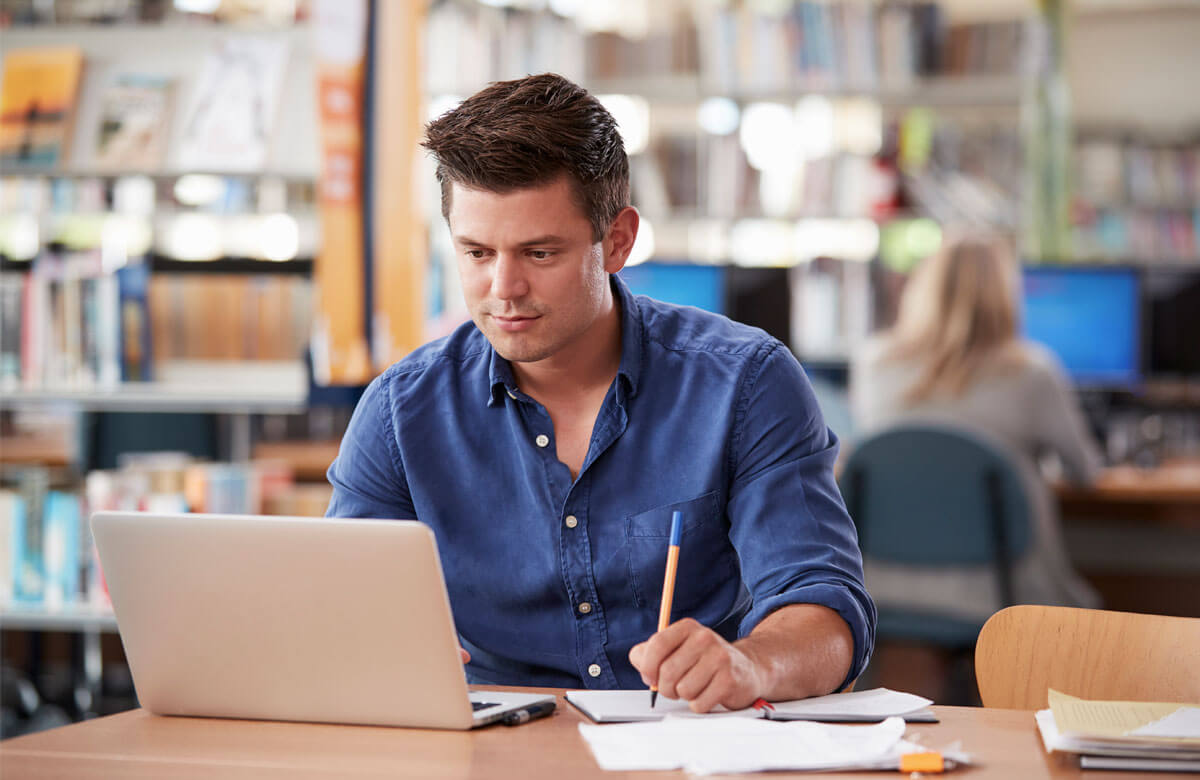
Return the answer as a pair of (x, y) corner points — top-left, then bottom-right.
(1, 0), (1197, 736)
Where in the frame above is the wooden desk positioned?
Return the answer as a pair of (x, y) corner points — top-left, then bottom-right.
(1055, 461), (1200, 618)
(1056, 461), (1200, 526)
(0, 689), (1168, 779)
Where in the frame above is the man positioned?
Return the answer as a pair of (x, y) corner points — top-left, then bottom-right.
(327, 73), (874, 713)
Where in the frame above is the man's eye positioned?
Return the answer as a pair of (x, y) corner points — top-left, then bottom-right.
(466, 249), (487, 259)
(530, 250), (553, 260)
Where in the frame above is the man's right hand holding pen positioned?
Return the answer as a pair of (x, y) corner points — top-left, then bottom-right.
(627, 514), (857, 714)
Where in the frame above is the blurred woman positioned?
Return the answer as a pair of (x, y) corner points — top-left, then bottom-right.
(851, 235), (1102, 620)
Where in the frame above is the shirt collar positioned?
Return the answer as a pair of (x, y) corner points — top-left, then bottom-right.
(485, 274), (644, 407)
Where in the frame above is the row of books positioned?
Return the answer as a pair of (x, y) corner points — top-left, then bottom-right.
(0, 36), (290, 173)
(696, 2), (1026, 92)
(1073, 207), (1200, 264)
(633, 137), (899, 221)
(0, 252), (152, 390)
(0, 252), (313, 391)
(427, 0), (1027, 97)
(1075, 138), (1200, 209)
(0, 174), (317, 220)
(2, 0), (308, 26)
(426, 1), (1029, 97)
(147, 274), (312, 364)
(0, 454), (304, 610)
(424, 0), (586, 95)
(629, 112), (1018, 230)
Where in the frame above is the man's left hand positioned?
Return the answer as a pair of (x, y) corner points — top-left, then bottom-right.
(628, 618), (767, 713)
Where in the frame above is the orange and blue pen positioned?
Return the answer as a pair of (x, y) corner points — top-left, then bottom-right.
(650, 510), (683, 708)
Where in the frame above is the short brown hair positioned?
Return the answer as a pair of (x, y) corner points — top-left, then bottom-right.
(422, 73), (630, 242)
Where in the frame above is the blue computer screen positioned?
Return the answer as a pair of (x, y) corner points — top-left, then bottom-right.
(1021, 266), (1140, 387)
(618, 263), (726, 315)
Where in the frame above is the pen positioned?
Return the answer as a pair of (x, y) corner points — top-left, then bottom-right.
(650, 510), (683, 709)
(501, 700), (556, 726)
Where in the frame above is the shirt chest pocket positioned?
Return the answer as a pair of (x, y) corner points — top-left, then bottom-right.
(624, 491), (737, 613)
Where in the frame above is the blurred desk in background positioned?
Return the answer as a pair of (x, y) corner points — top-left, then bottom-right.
(1056, 460), (1200, 619)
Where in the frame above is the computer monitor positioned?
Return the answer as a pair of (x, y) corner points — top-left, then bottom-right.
(1020, 265), (1140, 388)
(1144, 268), (1200, 379)
(618, 262), (725, 315)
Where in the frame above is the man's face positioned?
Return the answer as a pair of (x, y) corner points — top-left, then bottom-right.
(448, 176), (621, 365)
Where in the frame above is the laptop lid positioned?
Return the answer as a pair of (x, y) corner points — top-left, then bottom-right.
(91, 511), (551, 729)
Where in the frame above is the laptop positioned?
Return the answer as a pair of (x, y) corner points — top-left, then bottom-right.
(90, 511), (555, 729)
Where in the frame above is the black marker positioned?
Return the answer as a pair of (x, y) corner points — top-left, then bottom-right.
(501, 700), (556, 726)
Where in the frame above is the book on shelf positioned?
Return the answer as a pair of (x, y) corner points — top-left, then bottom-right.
(42, 491), (82, 609)
(0, 47), (85, 168)
(0, 273), (23, 388)
(117, 259), (153, 383)
(175, 36), (290, 172)
(0, 490), (22, 605)
(93, 74), (175, 171)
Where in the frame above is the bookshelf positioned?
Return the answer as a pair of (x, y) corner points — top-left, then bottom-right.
(0, 360), (308, 414)
(1072, 133), (1200, 264)
(0, 9), (340, 732)
(422, 0), (1032, 365)
(0, 603), (117, 633)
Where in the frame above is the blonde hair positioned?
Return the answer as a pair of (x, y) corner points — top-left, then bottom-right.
(884, 235), (1026, 405)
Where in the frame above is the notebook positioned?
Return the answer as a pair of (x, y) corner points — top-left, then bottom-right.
(90, 511), (555, 729)
(566, 687), (936, 723)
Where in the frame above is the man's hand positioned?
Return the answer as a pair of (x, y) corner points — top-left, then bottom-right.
(628, 618), (768, 713)
(628, 605), (855, 713)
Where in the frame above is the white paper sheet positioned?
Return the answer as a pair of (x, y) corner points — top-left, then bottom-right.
(1130, 708), (1200, 740)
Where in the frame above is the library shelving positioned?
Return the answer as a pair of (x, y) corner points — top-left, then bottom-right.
(422, 0), (1034, 366)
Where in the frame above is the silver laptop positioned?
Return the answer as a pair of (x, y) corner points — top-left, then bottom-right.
(90, 511), (555, 729)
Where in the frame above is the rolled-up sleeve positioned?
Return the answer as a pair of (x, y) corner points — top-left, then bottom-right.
(727, 342), (876, 688)
(325, 372), (416, 520)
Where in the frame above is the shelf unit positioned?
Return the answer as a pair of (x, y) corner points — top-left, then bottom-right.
(0, 604), (118, 634)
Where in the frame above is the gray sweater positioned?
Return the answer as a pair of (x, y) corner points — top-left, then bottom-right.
(849, 338), (1103, 620)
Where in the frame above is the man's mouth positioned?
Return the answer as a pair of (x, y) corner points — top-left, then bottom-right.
(492, 314), (540, 332)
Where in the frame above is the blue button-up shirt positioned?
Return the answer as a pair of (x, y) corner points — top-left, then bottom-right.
(327, 275), (875, 690)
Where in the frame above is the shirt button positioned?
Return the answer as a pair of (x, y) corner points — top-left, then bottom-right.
(578, 601), (592, 614)
(588, 664), (602, 678)
(535, 434), (549, 448)
(565, 515), (578, 528)
(506, 388), (517, 400)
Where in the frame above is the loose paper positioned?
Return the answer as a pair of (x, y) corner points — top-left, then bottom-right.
(1130, 708), (1200, 740)
(579, 715), (924, 774)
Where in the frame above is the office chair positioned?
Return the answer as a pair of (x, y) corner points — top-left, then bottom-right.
(975, 605), (1200, 710)
(839, 424), (1035, 700)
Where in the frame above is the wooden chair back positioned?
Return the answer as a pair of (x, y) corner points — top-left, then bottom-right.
(975, 605), (1200, 709)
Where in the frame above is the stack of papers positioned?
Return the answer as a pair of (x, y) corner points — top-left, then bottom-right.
(1036, 689), (1200, 772)
(579, 715), (970, 775)
(566, 687), (936, 723)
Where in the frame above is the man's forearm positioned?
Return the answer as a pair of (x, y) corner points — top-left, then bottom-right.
(734, 603), (855, 701)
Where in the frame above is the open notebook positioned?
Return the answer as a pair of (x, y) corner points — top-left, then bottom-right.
(567, 687), (935, 724)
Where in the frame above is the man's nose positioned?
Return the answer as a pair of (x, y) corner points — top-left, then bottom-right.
(490, 253), (529, 300)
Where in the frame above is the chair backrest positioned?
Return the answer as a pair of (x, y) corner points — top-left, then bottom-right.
(840, 423), (1033, 572)
(976, 605), (1200, 709)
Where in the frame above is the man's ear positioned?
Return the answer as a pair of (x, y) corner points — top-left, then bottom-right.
(603, 207), (640, 274)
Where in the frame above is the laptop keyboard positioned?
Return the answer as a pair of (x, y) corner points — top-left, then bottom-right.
(472, 701), (500, 711)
